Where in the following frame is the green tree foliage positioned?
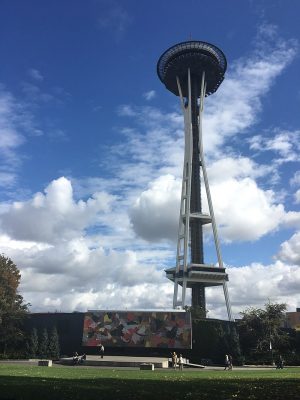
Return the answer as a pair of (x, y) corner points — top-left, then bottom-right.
(38, 328), (49, 359)
(48, 327), (60, 359)
(26, 328), (39, 358)
(238, 302), (290, 361)
(0, 255), (29, 355)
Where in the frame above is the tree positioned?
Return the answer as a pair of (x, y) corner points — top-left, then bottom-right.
(48, 326), (60, 359)
(38, 328), (49, 359)
(238, 302), (290, 361)
(26, 328), (39, 358)
(0, 254), (29, 355)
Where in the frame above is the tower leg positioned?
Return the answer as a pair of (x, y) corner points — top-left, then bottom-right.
(223, 281), (233, 321)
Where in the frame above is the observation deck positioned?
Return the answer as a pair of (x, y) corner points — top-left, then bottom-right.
(157, 40), (227, 97)
(165, 264), (229, 288)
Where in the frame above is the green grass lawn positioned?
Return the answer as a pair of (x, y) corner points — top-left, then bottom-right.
(0, 364), (299, 400)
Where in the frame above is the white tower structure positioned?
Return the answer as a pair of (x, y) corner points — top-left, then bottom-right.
(157, 41), (233, 321)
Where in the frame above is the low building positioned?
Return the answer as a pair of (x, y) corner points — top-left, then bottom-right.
(285, 308), (300, 331)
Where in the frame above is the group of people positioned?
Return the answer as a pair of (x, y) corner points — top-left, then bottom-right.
(171, 351), (184, 371)
(224, 354), (233, 370)
(72, 344), (104, 365)
(72, 352), (86, 365)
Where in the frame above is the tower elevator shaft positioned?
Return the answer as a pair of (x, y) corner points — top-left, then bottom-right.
(189, 78), (206, 310)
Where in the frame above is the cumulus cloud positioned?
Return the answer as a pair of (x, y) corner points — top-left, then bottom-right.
(129, 157), (288, 243)
(0, 234), (170, 313)
(202, 261), (300, 319)
(211, 177), (285, 241)
(276, 231), (300, 265)
(1, 177), (116, 243)
(281, 211), (300, 229)
(207, 157), (275, 183)
(130, 175), (181, 241)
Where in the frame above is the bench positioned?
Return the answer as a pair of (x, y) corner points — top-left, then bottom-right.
(38, 360), (52, 367)
(140, 363), (154, 370)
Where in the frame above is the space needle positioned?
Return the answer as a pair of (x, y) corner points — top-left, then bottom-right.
(157, 41), (233, 320)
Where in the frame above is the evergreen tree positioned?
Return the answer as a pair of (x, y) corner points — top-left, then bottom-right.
(26, 327), (39, 358)
(38, 328), (49, 359)
(228, 325), (243, 364)
(48, 326), (60, 359)
(0, 254), (29, 355)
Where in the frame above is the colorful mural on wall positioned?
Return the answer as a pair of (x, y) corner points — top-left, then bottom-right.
(82, 310), (192, 349)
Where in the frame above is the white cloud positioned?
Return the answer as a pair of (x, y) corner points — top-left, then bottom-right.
(130, 175), (181, 242)
(10, 231), (300, 318)
(223, 261), (300, 318)
(117, 104), (137, 117)
(0, 85), (46, 178)
(0, 171), (17, 188)
(28, 68), (44, 82)
(294, 189), (300, 204)
(0, 233), (170, 313)
(129, 157), (287, 243)
(1, 177), (116, 244)
(281, 211), (300, 229)
(0, 90), (25, 163)
(143, 90), (156, 101)
(290, 171), (300, 186)
(21, 82), (54, 104)
(201, 30), (297, 154)
(207, 157), (274, 183)
(276, 231), (300, 265)
(97, 0), (132, 39)
(249, 130), (300, 164)
(211, 178), (285, 242)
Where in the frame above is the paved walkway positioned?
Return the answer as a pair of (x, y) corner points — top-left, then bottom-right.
(1, 358), (298, 371)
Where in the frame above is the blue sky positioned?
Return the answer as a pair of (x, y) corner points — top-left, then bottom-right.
(0, 0), (300, 318)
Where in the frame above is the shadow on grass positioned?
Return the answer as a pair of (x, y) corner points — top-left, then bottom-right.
(0, 375), (299, 400)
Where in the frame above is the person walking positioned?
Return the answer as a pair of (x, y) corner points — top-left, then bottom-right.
(228, 354), (233, 370)
(178, 354), (183, 371)
(224, 354), (229, 370)
(171, 352), (177, 370)
(80, 353), (86, 364)
(72, 351), (79, 365)
(99, 343), (105, 359)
